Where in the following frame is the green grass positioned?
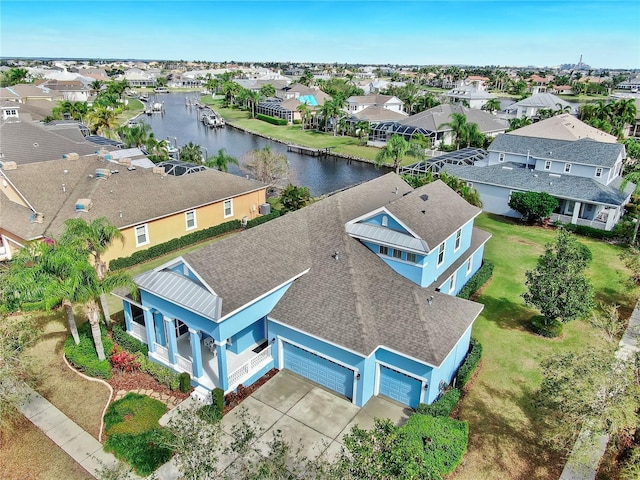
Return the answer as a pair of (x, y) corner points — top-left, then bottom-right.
(104, 393), (172, 475)
(453, 213), (639, 480)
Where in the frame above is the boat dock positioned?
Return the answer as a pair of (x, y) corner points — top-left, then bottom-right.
(201, 109), (225, 128)
(287, 145), (333, 157)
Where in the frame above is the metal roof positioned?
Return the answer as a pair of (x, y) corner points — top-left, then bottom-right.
(135, 270), (221, 320)
(156, 159), (207, 176)
(346, 222), (430, 253)
(401, 147), (487, 175)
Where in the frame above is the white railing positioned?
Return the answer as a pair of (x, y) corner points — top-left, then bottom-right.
(154, 343), (169, 363)
(550, 213), (607, 230)
(228, 345), (272, 388)
(176, 354), (193, 374)
(130, 322), (147, 342)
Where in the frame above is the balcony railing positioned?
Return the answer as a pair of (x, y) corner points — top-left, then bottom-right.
(154, 343), (169, 363)
(176, 354), (193, 375)
(228, 345), (272, 389)
(550, 213), (607, 230)
(130, 322), (147, 342)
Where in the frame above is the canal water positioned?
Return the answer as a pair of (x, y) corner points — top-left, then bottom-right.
(139, 92), (384, 196)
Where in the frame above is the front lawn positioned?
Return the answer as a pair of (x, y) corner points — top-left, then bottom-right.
(452, 214), (639, 480)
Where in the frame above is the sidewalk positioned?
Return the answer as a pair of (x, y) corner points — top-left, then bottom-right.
(18, 387), (124, 479)
(559, 300), (640, 479)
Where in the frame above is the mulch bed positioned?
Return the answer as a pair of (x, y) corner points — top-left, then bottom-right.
(106, 370), (190, 402)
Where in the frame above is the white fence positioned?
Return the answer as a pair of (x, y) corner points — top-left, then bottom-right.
(228, 345), (272, 388)
(154, 343), (169, 363)
(176, 354), (193, 375)
(130, 322), (146, 342)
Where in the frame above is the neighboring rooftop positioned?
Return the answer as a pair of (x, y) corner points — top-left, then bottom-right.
(506, 92), (575, 113)
(508, 114), (618, 143)
(400, 104), (508, 134)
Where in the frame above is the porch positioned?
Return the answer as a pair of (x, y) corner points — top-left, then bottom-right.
(550, 213), (607, 231)
(127, 319), (273, 393)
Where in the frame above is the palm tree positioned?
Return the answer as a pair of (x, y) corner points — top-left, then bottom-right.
(465, 122), (486, 148)
(375, 134), (425, 174)
(439, 113), (469, 150)
(296, 103), (311, 130)
(179, 142), (204, 163)
(508, 117), (533, 131)
(482, 98), (501, 113)
(259, 84), (276, 98)
(86, 106), (118, 136)
(117, 122), (152, 148)
(355, 120), (371, 145)
(321, 98), (345, 135)
(245, 90), (263, 118)
(414, 94), (440, 113)
(59, 217), (125, 326)
(205, 148), (239, 172)
(144, 134), (170, 163)
(90, 80), (104, 95)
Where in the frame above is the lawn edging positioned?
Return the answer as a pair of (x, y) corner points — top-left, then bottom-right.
(61, 351), (113, 442)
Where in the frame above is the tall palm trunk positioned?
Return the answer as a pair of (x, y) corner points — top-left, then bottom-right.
(95, 259), (112, 326)
(86, 299), (106, 361)
(64, 300), (80, 345)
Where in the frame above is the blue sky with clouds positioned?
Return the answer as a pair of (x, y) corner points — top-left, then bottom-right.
(2, 1), (638, 68)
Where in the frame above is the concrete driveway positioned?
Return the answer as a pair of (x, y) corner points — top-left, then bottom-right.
(217, 370), (412, 473)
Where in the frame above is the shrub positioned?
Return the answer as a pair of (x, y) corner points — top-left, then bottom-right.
(576, 242), (593, 264)
(212, 387), (224, 413)
(179, 372), (191, 393)
(109, 219), (242, 270)
(527, 315), (563, 338)
(110, 347), (140, 373)
(256, 113), (287, 125)
(197, 403), (222, 424)
(111, 324), (148, 355)
(563, 222), (616, 240)
(416, 388), (461, 417)
(104, 393), (172, 476)
(246, 209), (281, 228)
(456, 337), (482, 388)
(457, 260), (494, 300)
(402, 414), (469, 475)
(64, 322), (113, 379)
(134, 352), (181, 390)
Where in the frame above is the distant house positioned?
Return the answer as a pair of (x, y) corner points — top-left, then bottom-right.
(121, 68), (156, 88)
(549, 85), (574, 95)
(345, 94), (405, 114)
(258, 85), (331, 124)
(41, 80), (90, 102)
(117, 174), (490, 408)
(370, 104), (508, 147)
(446, 83), (496, 109)
(441, 116), (632, 231)
(505, 92), (576, 118)
(0, 154), (267, 262)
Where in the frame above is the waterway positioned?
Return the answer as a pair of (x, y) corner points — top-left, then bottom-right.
(139, 92), (385, 196)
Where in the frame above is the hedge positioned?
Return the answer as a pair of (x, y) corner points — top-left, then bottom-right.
(402, 414), (469, 476)
(457, 260), (494, 300)
(179, 372), (191, 393)
(109, 211), (282, 271)
(562, 222), (616, 240)
(456, 337), (482, 388)
(109, 219), (241, 270)
(134, 352), (181, 390)
(112, 324), (148, 355)
(64, 322), (113, 379)
(416, 388), (461, 417)
(256, 113), (287, 125)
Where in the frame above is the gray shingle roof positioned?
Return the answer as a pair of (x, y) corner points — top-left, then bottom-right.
(0, 155), (266, 240)
(443, 162), (634, 207)
(400, 104), (508, 134)
(182, 174), (485, 366)
(489, 134), (624, 168)
(351, 105), (407, 122)
(506, 92), (575, 111)
(0, 120), (100, 165)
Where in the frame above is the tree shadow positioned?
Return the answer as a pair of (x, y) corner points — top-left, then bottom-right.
(478, 295), (536, 332)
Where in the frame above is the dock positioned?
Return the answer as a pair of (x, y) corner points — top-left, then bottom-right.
(201, 109), (225, 128)
(287, 145), (333, 157)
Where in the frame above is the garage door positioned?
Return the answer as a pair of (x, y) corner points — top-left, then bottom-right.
(283, 342), (354, 399)
(378, 365), (423, 408)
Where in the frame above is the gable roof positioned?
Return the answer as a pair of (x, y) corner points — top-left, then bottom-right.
(400, 104), (508, 134)
(489, 134), (624, 167)
(351, 105), (407, 122)
(182, 174), (485, 366)
(0, 155), (266, 240)
(347, 94), (403, 106)
(444, 162), (634, 207)
(506, 92), (575, 112)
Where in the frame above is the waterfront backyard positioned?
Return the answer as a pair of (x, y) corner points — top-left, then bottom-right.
(2, 214), (637, 479)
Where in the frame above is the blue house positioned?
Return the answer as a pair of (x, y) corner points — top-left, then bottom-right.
(116, 174), (490, 408)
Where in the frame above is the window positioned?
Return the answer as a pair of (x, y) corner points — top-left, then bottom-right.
(544, 160), (552, 170)
(135, 224), (149, 247)
(595, 167), (603, 178)
(437, 242), (445, 266)
(379, 245), (389, 256)
(407, 252), (417, 263)
(454, 228), (462, 251)
(564, 163), (572, 173)
(449, 272), (457, 294)
(381, 216), (388, 227)
(498, 152), (505, 162)
(185, 210), (197, 230)
(466, 257), (473, 275)
(392, 249), (402, 259)
(223, 199), (233, 218)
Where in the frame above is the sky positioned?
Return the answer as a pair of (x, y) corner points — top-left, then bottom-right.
(1, 1), (639, 69)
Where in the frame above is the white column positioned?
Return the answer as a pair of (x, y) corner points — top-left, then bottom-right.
(571, 202), (581, 225)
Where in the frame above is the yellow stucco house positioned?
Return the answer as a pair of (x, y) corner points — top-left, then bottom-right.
(0, 153), (267, 264)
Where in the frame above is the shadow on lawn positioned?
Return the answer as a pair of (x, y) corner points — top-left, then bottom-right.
(461, 383), (564, 480)
(478, 295), (533, 331)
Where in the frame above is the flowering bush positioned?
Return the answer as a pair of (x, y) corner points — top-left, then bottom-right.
(110, 345), (140, 373)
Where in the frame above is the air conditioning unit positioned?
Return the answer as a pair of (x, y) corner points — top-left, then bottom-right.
(118, 157), (132, 167)
(0, 160), (17, 170)
(62, 152), (79, 160)
(259, 203), (271, 215)
(152, 166), (166, 175)
(30, 212), (44, 224)
(241, 216), (248, 227)
(95, 168), (111, 179)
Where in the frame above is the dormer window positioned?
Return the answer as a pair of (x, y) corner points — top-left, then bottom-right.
(379, 245), (389, 256)
(407, 252), (417, 263)
(595, 167), (603, 178)
(564, 163), (572, 173)
(381, 216), (388, 227)
(392, 249), (402, 259)
(544, 160), (552, 170)
(498, 153), (505, 162)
